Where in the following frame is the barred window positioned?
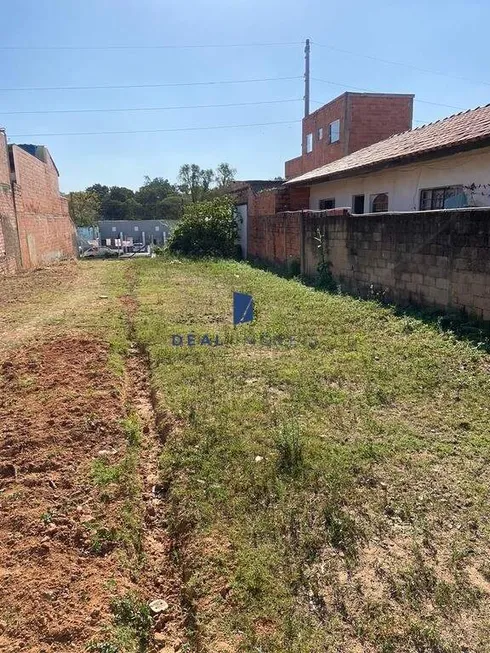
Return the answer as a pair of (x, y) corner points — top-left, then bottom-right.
(371, 193), (389, 212)
(420, 186), (463, 210)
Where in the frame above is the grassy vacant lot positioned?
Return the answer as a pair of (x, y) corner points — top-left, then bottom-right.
(1, 257), (489, 652)
(131, 257), (490, 652)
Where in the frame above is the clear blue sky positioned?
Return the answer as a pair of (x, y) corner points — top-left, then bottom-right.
(2, 0), (489, 192)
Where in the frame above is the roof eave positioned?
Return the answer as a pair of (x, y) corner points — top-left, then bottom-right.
(286, 135), (490, 187)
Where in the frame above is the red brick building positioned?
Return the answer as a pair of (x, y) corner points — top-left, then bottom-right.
(285, 92), (414, 179)
(0, 129), (76, 275)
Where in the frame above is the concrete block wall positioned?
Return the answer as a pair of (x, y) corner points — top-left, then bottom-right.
(302, 208), (490, 322)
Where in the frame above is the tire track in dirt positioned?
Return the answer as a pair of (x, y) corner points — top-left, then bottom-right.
(120, 267), (196, 652)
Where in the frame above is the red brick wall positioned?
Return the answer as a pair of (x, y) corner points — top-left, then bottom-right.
(348, 95), (414, 153)
(10, 145), (76, 269)
(285, 95), (347, 179)
(0, 132), (20, 274)
(285, 92), (414, 179)
(247, 187), (308, 264)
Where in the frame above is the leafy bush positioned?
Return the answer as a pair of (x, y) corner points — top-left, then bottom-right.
(167, 195), (239, 257)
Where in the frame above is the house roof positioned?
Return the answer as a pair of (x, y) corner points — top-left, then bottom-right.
(286, 104), (490, 186)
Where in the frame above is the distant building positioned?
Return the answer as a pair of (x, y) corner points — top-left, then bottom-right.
(98, 220), (173, 247)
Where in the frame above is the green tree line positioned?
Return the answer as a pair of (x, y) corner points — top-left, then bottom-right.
(68, 162), (237, 227)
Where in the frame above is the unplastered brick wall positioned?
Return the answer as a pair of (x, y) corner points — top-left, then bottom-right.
(0, 132), (20, 274)
(247, 186), (309, 264)
(10, 145), (76, 269)
(302, 208), (490, 322)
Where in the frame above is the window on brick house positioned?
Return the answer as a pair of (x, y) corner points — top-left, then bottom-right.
(318, 127), (323, 140)
(419, 186), (464, 210)
(319, 198), (335, 210)
(329, 119), (340, 143)
(371, 193), (389, 212)
(306, 133), (313, 153)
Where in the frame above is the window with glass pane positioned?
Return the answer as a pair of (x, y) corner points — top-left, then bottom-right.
(306, 133), (313, 153)
(419, 186), (463, 210)
(329, 119), (340, 143)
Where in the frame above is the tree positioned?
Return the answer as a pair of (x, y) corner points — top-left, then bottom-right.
(68, 190), (101, 227)
(135, 176), (181, 219)
(168, 195), (238, 257)
(86, 184), (109, 203)
(101, 198), (130, 221)
(178, 164), (215, 203)
(108, 186), (134, 203)
(215, 162), (237, 188)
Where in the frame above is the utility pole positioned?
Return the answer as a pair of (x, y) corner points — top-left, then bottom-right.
(304, 38), (310, 118)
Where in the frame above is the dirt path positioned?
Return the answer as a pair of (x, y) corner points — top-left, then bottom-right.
(123, 335), (188, 651)
(0, 261), (123, 355)
(0, 261), (187, 652)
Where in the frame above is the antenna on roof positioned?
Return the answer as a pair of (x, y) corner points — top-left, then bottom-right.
(304, 38), (310, 117)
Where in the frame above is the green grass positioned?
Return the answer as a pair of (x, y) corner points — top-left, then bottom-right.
(126, 256), (490, 652)
(87, 593), (152, 653)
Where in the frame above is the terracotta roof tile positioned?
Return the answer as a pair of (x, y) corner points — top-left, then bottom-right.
(286, 104), (490, 185)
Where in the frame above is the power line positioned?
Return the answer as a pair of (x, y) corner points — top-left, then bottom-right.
(0, 41), (303, 51)
(9, 119), (301, 138)
(0, 98), (303, 116)
(0, 75), (303, 93)
(312, 78), (465, 111)
(312, 41), (490, 88)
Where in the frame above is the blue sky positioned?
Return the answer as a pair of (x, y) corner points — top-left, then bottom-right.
(2, 0), (489, 192)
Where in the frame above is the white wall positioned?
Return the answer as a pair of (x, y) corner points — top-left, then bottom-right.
(309, 146), (490, 212)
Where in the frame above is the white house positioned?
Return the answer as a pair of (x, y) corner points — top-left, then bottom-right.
(286, 104), (490, 213)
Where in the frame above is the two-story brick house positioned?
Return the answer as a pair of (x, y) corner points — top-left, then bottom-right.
(284, 92), (415, 181)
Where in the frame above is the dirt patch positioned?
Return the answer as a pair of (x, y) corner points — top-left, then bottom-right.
(0, 336), (132, 652)
(123, 344), (187, 651)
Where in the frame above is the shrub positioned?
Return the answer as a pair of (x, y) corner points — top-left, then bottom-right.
(167, 195), (239, 257)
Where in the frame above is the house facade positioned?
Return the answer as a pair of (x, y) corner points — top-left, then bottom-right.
(286, 104), (490, 213)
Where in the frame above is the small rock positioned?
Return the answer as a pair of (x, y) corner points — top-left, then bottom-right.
(97, 449), (117, 457)
(154, 632), (166, 643)
(98, 295), (109, 299)
(149, 599), (169, 614)
(254, 456), (264, 463)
